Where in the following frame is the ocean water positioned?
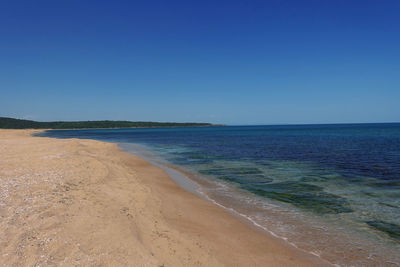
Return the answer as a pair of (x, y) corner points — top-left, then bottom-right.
(38, 124), (400, 266)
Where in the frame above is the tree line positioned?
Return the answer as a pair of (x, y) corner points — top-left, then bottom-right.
(0, 117), (214, 129)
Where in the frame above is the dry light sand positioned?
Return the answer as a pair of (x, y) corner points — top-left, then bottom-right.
(0, 129), (330, 266)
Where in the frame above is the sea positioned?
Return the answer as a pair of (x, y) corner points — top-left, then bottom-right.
(37, 123), (400, 266)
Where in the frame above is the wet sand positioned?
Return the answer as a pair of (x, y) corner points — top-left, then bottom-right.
(0, 129), (329, 266)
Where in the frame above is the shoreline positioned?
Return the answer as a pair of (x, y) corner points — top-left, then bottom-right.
(118, 142), (340, 265)
(0, 129), (329, 266)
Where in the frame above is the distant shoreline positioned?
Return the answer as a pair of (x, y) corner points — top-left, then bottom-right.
(36, 125), (225, 131)
(0, 116), (222, 129)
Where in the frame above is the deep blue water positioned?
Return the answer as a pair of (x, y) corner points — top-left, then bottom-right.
(38, 123), (400, 265)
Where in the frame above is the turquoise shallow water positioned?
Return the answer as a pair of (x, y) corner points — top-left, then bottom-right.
(38, 124), (400, 266)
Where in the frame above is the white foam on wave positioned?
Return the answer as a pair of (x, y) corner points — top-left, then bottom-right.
(195, 186), (336, 266)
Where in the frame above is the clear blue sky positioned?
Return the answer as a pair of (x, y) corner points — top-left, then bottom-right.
(1, 0), (399, 125)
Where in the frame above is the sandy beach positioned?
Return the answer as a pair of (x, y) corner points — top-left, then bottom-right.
(0, 129), (329, 266)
